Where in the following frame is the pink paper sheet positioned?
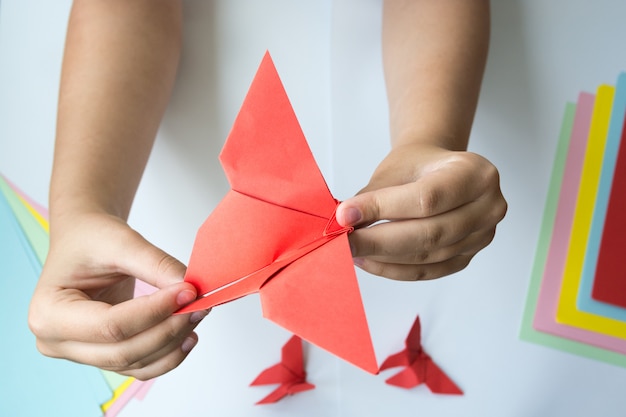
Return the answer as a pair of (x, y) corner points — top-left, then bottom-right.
(533, 92), (626, 353)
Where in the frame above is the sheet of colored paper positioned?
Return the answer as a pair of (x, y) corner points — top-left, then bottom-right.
(2, 177), (50, 233)
(519, 99), (626, 367)
(555, 85), (626, 338)
(592, 85), (626, 308)
(2, 175), (50, 222)
(0, 191), (108, 417)
(593, 122), (626, 306)
(102, 379), (155, 416)
(577, 73), (626, 316)
(0, 176), (49, 267)
(533, 91), (626, 353)
(0, 176), (153, 416)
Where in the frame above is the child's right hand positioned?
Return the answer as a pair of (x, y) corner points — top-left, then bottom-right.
(28, 211), (207, 380)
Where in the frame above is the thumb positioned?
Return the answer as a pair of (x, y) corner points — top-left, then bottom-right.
(116, 228), (189, 290)
(336, 190), (381, 228)
(337, 182), (423, 228)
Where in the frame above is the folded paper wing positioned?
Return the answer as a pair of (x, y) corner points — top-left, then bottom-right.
(380, 316), (462, 394)
(177, 52), (378, 374)
(251, 335), (315, 405)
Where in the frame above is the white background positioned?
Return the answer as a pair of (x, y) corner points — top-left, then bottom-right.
(2, 1), (626, 416)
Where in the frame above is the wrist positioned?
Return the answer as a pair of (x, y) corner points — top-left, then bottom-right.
(48, 189), (131, 239)
(391, 129), (468, 152)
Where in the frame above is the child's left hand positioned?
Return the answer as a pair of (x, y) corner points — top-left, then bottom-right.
(336, 142), (507, 281)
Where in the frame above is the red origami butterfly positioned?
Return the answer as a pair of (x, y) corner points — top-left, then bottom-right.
(251, 335), (315, 404)
(177, 52), (378, 374)
(380, 316), (462, 394)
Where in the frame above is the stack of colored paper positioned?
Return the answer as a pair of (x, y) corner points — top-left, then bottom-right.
(0, 175), (156, 416)
(520, 73), (626, 367)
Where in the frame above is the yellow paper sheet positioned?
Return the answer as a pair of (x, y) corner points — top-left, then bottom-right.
(556, 84), (626, 338)
(1, 178), (138, 413)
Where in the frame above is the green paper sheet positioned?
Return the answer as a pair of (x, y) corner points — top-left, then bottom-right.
(0, 187), (110, 416)
(519, 102), (626, 367)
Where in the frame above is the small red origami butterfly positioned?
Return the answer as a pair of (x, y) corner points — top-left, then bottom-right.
(251, 335), (315, 404)
(380, 316), (462, 394)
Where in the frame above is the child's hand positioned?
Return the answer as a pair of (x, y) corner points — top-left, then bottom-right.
(28, 212), (207, 380)
(336, 143), (506, 281)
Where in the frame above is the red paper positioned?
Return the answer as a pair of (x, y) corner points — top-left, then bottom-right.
(380, 316), (462, 394)
(592, 116), (626, 307)
(177, 52), (378, 374)
(250, 335), (314, 404)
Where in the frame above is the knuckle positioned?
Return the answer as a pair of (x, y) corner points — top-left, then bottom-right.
(28, 301), (63, 347)
(130, 357), (148, 371)
(130, 370), (154, 382)
(369, 192), (384, 221)
(155, 253), (181, 277)
(421, 223), (444, 250)
(28, 306), (48, 340)
(476, 156), (503, 194)
(481, 157), (501, 182)
(495, 195), (508, 222)
(454, 255), (473, 273)
(163, 321), (184, 343)
(411, 249), (431, 264)
(410, 267), (429, 281)
(482, 228), (497, 248)
(101, 316), (128, 343)
(34, 338), (59, 358)
(462, 151), (490, 170)
(482, 194), (507, 231)
(137, 354), (183, 381)
(107, 348), (138, 370)
(143, 299), (165, 324)
(416, 186), (440, 217)
(462, 229), (496, 257)
(461, 152), (501, 190)
(105, 346), (148, 372)
(449, 151), (484, 176)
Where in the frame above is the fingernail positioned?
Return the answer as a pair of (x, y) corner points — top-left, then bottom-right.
(353, 257), (365, 268)
(342, 207), (362, 226)
(189, 309), (210, 324)
(176, 289), (196, 306)
(181, 336), (198, 354)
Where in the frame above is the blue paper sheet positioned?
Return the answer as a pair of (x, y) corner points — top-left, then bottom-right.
(0, 188), (109, 417)
(576, 72), (626, 321)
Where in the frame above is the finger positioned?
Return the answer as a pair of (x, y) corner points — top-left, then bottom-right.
(336, 153), (498, 227)
(78, 314), (198, 371)
(354, 254), (473, 281)
(37, 281), (198, 343)
(112, 311), (207, 370)
(349, 196), (497, 262)
(95, 331), (199, 381)
(123, 332), (200, 381)
(115, 229), (188, 289)
(351, 223), (495, 265)
(44, 308), (207, 374)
